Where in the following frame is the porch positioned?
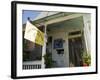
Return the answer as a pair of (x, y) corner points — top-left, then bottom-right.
(23, 12), (91, 69)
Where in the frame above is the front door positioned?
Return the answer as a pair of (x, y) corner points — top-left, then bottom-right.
(68, 37), (83, 67)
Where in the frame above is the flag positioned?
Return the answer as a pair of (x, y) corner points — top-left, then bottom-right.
(24, 21), (44, 46)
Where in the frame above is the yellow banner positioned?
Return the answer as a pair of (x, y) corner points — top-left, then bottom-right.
(24, 21), (44, 46)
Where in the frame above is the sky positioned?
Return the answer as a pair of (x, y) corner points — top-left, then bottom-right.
(22, 10), (40, 24)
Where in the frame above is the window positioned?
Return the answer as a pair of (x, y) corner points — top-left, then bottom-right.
(69, 31), (81, 36)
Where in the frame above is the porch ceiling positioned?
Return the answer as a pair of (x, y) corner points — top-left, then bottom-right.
(47, 16), (84, 32)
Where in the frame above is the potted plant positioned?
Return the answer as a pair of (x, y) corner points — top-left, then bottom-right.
(43, 53), (53, 68)
(82, 51), (91, 66)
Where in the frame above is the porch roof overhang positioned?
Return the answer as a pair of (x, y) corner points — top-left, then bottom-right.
(23, 12), (84, 31)
(31, 12), (84, 26)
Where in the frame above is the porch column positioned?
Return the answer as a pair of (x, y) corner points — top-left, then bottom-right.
(83, 14), (91, 52)
(41, 24), (47, 68)
(64, 33), (69, 67)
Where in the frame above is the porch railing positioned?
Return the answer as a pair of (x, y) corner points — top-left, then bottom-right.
(23, 61), (42, 69)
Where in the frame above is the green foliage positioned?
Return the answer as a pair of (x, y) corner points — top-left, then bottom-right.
(43, 53), (53, 68)
(82, 51), (91, 66)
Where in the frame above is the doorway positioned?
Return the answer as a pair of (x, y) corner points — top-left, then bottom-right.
(68, 36), (83, 67)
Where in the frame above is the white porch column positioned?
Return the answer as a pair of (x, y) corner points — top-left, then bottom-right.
(83, 14), (91, 52)
(41, 24), (47, 68)
(64, 32), (69, 67)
